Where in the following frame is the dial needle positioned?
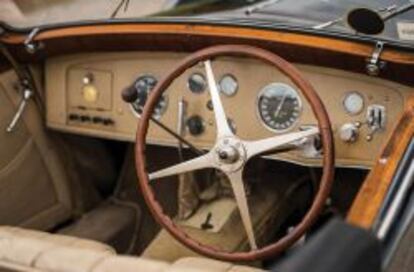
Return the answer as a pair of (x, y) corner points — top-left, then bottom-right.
(274, 93), (288, 118)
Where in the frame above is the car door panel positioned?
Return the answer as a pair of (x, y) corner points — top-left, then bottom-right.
(0, 70), (72, 230)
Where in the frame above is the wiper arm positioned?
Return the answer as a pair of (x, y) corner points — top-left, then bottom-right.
(382, 2), (414, 21)
(245, 0), (281, 15)
(312, 17), (344, 30)
(111, 0), (130, 19)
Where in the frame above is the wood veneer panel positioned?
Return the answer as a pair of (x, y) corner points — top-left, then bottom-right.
(1, 24), (413, 64)
(1, 23), (413, 85)
(347, 96), (414, 229)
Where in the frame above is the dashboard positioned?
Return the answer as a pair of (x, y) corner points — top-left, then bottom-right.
(45, 52), (411, 168)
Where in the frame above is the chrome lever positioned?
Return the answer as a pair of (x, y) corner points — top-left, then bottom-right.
(6, 88), (33, 133)
(177, 97), (187, 137)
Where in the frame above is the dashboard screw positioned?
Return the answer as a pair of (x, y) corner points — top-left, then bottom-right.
(379, 158), (388, 164)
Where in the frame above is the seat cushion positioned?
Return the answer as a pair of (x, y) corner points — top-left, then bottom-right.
(0, 226), (116, 272)
(0, 226), (263, 272)
(169, 257), (263, 272)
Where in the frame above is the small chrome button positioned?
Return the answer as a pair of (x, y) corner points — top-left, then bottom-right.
(339, 123), (359, 143)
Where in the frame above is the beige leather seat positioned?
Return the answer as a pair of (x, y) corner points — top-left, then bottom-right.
(0, 226), (263, 272)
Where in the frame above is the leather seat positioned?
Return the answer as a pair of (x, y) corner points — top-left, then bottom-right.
(0, 226), (263, 272)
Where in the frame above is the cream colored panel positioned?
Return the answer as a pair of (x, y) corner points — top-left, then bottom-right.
(68, 68), (113, 111)
(46, 52), (411, 168)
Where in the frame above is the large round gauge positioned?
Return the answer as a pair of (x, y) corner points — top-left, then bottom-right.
(257, 83), (302, 132)
(131, 75), (168, 119)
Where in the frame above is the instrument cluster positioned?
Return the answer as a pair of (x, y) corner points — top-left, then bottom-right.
(122, 71), (389, 145)
(46, 52), (409, 168)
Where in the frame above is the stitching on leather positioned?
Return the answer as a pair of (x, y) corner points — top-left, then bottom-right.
(30, 235), (78, 268)
(88, 254), (111, 272)
(29, 242), (61, 268)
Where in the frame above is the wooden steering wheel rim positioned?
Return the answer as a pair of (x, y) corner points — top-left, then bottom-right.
(135, 45), (335, 262)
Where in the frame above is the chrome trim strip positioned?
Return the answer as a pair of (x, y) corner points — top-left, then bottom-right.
(376, 157), (414, 240)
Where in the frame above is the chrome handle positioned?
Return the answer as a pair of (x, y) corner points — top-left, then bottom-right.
(177, 98), (187, 137)
(6, 89), (33, 133)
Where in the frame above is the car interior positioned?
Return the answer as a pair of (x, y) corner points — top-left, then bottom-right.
(0, 1), (413, 272)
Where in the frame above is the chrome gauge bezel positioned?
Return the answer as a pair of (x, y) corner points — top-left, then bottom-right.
(187, 72), (207, 94)
(219, 74), (239, 97)
(256, 83), (303, 133)
(129, 74), (169, 120)
(342, 91), (365, 115)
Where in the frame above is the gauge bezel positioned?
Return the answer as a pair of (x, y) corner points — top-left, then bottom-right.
(342, 91), (365, 115)
(129, 74), (169, 120)
(187, 72), (207, 94)
(219, 74), (239, 97)
(256, 83), (303, 133)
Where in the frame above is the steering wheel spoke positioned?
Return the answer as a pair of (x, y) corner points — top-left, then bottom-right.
(149, 152), (214, 180)
(244, 126), (319, 159)
(227, 170), (258, 250)
(204, 60), (234, 139)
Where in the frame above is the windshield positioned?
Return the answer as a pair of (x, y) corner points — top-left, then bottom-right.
(0, 0), (413, 45)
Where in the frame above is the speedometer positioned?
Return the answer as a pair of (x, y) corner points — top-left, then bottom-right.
(257, 83), (302, 132)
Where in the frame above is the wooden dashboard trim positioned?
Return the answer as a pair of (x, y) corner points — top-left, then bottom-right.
(347, 96), (414, 229)
(1, 23), (414, 65)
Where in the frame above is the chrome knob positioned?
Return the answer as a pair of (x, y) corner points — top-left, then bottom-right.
(217, 146), (239, 164)
(339, 123), (358, 143)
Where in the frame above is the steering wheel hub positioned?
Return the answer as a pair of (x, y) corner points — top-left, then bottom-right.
(213, 137), (246, 172)
(217, 147), (239, 163)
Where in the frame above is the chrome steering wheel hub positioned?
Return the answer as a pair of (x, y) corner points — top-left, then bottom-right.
(214, 137), (246, 172)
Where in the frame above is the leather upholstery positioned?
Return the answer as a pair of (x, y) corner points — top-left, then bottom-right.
(0, 71), (72, 230)
(0, 226), (263, 272)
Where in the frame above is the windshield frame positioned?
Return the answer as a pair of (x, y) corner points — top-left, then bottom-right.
(1, 16), (413, 51)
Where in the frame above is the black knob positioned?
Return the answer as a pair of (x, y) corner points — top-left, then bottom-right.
(92, 116), (103, 124)
(121, 85), (137, 103)
(186, 115), (204, 136)
(80, 115), (91, 122)
(102, 118), (114, 126)
(68, 113), (79, 121)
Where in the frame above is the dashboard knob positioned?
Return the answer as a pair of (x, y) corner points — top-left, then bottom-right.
(339, 123), (358, 143)
(121, 85), (138, 103)
(186, 115), (204, 136)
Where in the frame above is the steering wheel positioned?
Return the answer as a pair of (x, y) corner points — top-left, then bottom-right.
(135, 45), (335, 262)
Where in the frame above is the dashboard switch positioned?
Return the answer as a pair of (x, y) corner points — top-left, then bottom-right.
(92, 117), (103, 124)
(339, 123), (359, 143)
(366, 104), (386, 130)
(68, 114), (79, 121)
(102, 118), (114, 126)
(121, 84), (138, 103)
(80, 115), (91, 122)
(187, 115), (204, 136)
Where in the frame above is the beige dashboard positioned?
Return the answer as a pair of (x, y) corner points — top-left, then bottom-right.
(46, 52), (411, 168)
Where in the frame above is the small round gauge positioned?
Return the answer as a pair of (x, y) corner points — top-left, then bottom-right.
(131, 75), (168, 119)
(257, 83), (302, 132)
(188, 73), (206, 94)
(219, 74), (238, 97)
(343, 92), (364, 115)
